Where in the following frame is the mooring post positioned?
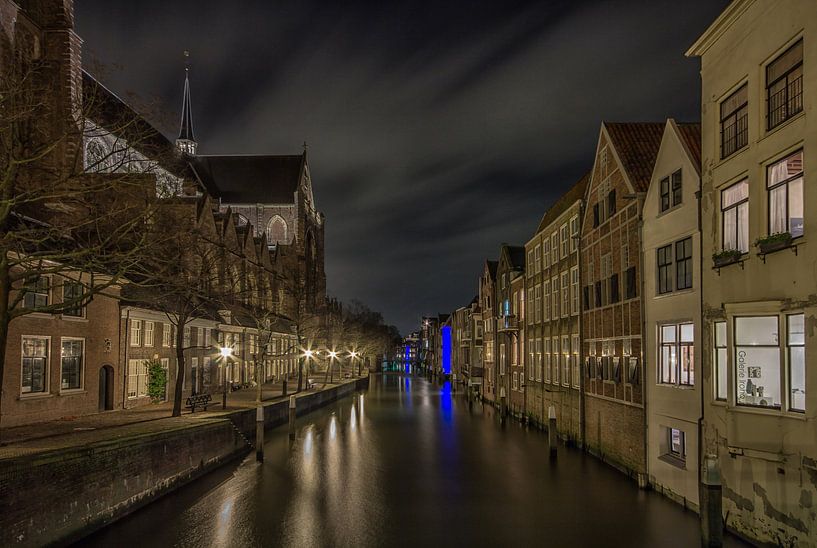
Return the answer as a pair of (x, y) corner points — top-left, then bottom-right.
(701, 453), (723, 547)
(288, 395), (297, 440)
(548, 405), (557, 460)
(255, 405), (264, 462)
(452, 373), (456, 393)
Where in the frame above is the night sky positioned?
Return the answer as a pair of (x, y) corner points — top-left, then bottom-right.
(76, 0), (728, 335)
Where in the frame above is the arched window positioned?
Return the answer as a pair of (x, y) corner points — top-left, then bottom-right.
(267, 215), (288, 244)
(236, 214), (249, 227)
(85, 139), (108, 172)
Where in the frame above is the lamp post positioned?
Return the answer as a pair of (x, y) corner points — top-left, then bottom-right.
(220, 346), (233, 409)
(350, 351), (360, 377)
(328, 350), (338, 382)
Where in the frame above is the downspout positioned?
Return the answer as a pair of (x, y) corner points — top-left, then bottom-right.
(123, 309), (130, 410)
(638, 193), (649, 488)
(578, 199), (586, 448)
(696, 188), (705, 507)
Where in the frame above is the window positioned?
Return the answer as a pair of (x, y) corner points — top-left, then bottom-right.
(534, 285), (541, 323)
(183, 326), (191, 347)
(570, 266), (579, 315)
(675, 237), (693, 290)
(499, 344), (506, 375)
(720, 84), (748, 158)
(130, 320), (142, 346)
(625, 266), (637, 300)
(766, 39), (803, 130)
(560, 224), (569, 259)
(561, 271), (569, 318)
(735, 316), (780, 408)
(536, 339), (543, 382)
(551, 276), (559, 319)
(127, 359), (149, 398)
(528, 288), (535, 325)
(659, 169), (683, 212)
(671, 170), (682, 207)
(714, 322), (727, 401)
(62, 281), (84, 317)
(552, 337), (560, 384)
(23, 276), (49, 309)
(562, 335), (570, 386)
(543, 239), (551, 270)
(162, 323), (171, 347)
(527, 250), (534, 276)
(60, 338), (83, 390)
(667, 428), (686, 461)
(512, 371), (518, 390)
(543, 280), (550, 321)
(657, 244), (673, 294)
(607, 189), (616, 217)
(660, 177), (671, 211)
(610, 273), (619, 304)
(569, 215), (579, 252)
(550, 233), (558, 264)
(600, 254), (612, 306)
(21, 337), (48, 394)
(767, 150), (804, 238)
(144, 321), (155, 347)
(534, 245), (542, 273)
(571, 334), (580, 388)
(788, 314), (805, 412)
(722, 180), (749, 252)
(529, 341), (535, 381)
(544, 338), (551, 383)
(658, 323), (694, 386)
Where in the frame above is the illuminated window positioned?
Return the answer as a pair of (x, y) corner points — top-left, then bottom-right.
(658, 323), (694, 386)
(735, 316), (780, 408)
(767, 150), (804, 238)
(714, 321), (727, 401)
(722, 180), (749, 253)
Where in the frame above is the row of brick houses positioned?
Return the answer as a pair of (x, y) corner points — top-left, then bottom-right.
(417, 1), (815, 544)
(1, 0), (326, 428)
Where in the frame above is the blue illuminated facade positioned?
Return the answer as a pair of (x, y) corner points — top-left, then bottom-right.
(441, 325), (452, 375)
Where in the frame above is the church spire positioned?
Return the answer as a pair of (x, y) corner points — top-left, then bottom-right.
(176, 52), (197, 155)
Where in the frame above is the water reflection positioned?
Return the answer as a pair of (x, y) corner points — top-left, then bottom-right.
(82, 373), (747, 548)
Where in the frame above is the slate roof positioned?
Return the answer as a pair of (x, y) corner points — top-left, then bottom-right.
(604, 122), (665, 192)
(536, 171), (591, 234)
(191, 154), (305, 204)
(486, 260), (498, 280)
(674, 122), (702, 175)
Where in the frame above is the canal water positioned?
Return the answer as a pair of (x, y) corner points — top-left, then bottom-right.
(84, 373), (746, 547)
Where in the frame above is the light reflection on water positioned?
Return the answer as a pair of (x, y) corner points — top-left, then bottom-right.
(81, 373), (748, 548)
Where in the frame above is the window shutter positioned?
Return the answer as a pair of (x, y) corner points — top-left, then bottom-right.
(607, 189), (616, 216)
(610, 273), (620, 303)
(593, 203), (600, 227)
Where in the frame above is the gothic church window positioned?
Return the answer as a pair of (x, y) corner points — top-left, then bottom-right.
(267, 215), (288, 244)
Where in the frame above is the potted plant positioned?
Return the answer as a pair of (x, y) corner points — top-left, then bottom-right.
(712, 249), (742, 268)
(755, 232), (792, 254)
(147, 359), (168, 403)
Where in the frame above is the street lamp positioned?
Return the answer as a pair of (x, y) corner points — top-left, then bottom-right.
(349, 350), (360, 376)
(219, 346), (233, 409)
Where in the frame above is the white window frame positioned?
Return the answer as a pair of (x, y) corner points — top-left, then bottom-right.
(60, 337), (85, 392)
(130, 319), (142, 347)
(21, 336), (50, 395)
(144, 321), (155, 347)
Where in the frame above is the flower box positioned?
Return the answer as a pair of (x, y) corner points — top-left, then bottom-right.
(712, 250), (742, 268)
(755, 232), (792, 254)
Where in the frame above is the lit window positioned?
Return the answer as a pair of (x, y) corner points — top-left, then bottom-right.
(22, 337), (48, 394)
(658, 323), (694, 386)
(571, 334), (580, 388)
(667, 428), (685, 461)
(130, 320), (142, 346)
(144, 321), (155, 347)
(714, 322), (727, 401)
(767, 150), (804, 238)
(570, 266), (579, 315)
(735, 316), (780, 408)
(552, 337), (560, 384)
(788, 314), (805, 412)
(162, 323), (172, 347)
(61, 339), (83, 390)
(721, 180), (749, 253)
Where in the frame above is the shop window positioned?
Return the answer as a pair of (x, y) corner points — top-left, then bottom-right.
(788, 314), (805, 412)
(735, 316), (780, 408)
(714, 322), (727, 401)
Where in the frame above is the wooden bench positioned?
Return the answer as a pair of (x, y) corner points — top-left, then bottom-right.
(185, 393), (212, 413)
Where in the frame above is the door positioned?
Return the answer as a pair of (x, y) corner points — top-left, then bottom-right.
(98, 365), (114, 411)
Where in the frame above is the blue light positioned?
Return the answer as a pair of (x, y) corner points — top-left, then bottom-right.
(441, 325), (452, 375)
(405, 343), (411, 373)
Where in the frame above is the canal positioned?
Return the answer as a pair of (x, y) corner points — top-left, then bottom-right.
(84, 373), (746, 547)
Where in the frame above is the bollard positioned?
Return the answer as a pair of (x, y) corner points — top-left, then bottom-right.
(288, 395), (297, 440)
(548, 406), (557, 460)
(282, 379), (287, 397)
(452, 374), (456, 393)
(701, 454), (723, 547)
(255, 406), (264, 462)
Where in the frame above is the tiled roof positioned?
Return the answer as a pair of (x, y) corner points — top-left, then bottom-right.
(674, 122), (702, 175)
(535, 171), (591, 234)
(604, 122), (665, 192)
(191, 154), (304, 204)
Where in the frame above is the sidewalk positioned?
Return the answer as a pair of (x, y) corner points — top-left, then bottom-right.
(0, 375), (351, 452)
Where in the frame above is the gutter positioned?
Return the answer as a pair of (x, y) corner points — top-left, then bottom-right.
(696, 187), (705, 506)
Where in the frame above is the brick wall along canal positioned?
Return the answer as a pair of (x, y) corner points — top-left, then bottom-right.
(84, 373), (748, 547)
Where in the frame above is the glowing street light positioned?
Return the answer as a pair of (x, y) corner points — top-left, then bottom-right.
(303, 349), (314, 359)
(349, 351), (359, 359)
(220, 346), (233, 359)
(328, 350), (338, 359)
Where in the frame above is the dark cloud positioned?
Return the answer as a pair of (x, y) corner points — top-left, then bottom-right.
(76, 0), (728, 334)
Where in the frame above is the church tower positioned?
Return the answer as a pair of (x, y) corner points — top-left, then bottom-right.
(176, 66), (197, 155)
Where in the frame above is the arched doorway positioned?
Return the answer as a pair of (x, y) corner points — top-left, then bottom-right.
(98, 365), (114, 411)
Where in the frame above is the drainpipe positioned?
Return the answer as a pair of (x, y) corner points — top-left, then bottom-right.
(122, 309), (130, 410)
(578, 199), (586, 448)
(637, 193), (649, 489)
(695, 188), (706, 511)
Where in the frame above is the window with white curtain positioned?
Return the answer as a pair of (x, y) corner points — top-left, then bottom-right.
(767, 150), (803, 238)
(722, 180), (749, 252)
